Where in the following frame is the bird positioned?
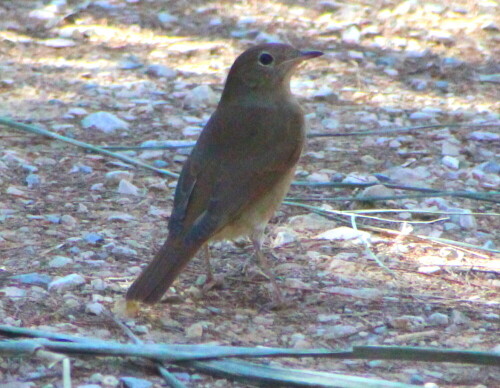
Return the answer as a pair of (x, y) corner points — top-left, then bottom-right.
(126, 43), (323, 305)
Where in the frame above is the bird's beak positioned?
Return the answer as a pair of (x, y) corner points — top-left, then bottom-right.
(279, 49), (323, 74)
(299, 50), (324, 60)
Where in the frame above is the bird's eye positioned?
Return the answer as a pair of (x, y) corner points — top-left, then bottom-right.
(258, 52), (274, 66)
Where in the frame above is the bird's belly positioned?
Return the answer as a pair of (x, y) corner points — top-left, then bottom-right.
(211, 168), (295, 241)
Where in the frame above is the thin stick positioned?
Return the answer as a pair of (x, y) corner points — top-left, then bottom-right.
(349, 214), (396, 277)
(0, 116), (179, 178)
(108, 313), (186, 388)
(307, 123), (499, 138)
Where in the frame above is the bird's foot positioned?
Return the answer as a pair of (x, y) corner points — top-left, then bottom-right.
(201, 273), (225, 292)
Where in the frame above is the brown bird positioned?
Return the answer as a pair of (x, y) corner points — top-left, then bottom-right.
(126, 43), (322, 304)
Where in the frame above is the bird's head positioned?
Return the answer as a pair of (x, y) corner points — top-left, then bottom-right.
(222, 43), (323, 100)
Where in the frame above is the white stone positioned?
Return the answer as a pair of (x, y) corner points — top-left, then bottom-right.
(288, 213), (336, 231)
(458, 210), (477, 230)
(66, 107), (88, 117)
(105, 170), (133, 183)
(61, 214), (77, 227)
(386, 166), (431, 185)
(427, 312), (449, 326)
(146, 64), (177, 78)
(157, 12), (178, 25)
(184, 85), (218, 107)
(441, 141), (460, 156)
(107, 212), (135, 222)
(111, 245), (138, 257)
(7, 186), (27, 197)
(101, 375), (120, 387)
(342, 25), (361, 44)
(117, 179), (139, 195)
(358, 184), (394, 200)
(383, 68), (399, 77)
(272, 228), (298, 248)
(318, 313), (340, 322)
(468, 131), (499, 141)
(182, 126), (203, 136)
(42, 38), (76, 48)
(1, 286), (26, 298)
(86, 302), (105, 315)
(306, 172), (330, 183)
(322, 324), (358, 339)
(138, 150), (164, 160)
(185, 322), (204, 339)
(48, 274), (85, 292)
(315, 226), (371, 242)
(409, 111), (436, 120)
(82, 112), (129, 133)
(90, 183), (105, 191)
(49, 256), (73, 268)
(91, 279), (107, 291)
(120, 377), (153, 388)
(442, 156), (459, 170)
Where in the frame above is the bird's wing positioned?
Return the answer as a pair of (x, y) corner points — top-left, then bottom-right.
(168, 102), (304, 245)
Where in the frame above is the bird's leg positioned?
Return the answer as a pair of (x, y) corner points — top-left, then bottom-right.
(251, 233), (283, 305)
(203, 244), (213, 283)
(202, 243), (225, 291)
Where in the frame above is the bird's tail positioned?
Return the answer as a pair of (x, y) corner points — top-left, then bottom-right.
(126, 239), (199, 304)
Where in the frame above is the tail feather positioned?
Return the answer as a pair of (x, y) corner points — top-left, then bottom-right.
(126, 240), (199, 304)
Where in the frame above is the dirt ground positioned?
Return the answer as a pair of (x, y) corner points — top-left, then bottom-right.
(0, 0), (499, 387)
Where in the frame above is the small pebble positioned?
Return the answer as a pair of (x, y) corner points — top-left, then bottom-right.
(288, 213), (337, 231)
(1, 286), (26, 298)
(82, 112), (129, 133)
(108, 213), (135, 222)
(427, 312), (449, 326)
(86, 302), (105, 315)
(66, 107), (88, 117)
(183, 126), (203, 137)
(315, 227), (371, 242)
(442, 156), (459, 170)
(152, 160), (169, 168)
(184, 85), (218, 107)
(146, 64), (177, 78)
(84, 233), (104, 244)
(306, 172), (330, 183)
(102, 375), (120, 387)
(376, 56), (397, 67)
(61, 214), (77, 227)
(105, 170), (134, 183)
(120, 377), (153, 388)
(157, 12), (178, 26)
(45, 214), (61, 223)
(134, 325), (149, 334)
(409, 111), (436, 120)
(341, 25), (361, 44)
(451, 310), (471, 326)
(26, 174), (41, 188)
(272, 228), (297, 248)
(49, 256), (73, 268)
(384, 68), (399, 77)
(119, 55), (142, 70)
(321, 324), (358, 339)
(70, 164), (93, 174)
(6, 186), (27, 197)
(42, 38), (76, 48)
(468, 131), (499, 141)
(48, 274), (85, 292)
(317, 314), (340, 323)
(11, 273), (52, 287)
(111, 245), (138, 258)
(117, 179), (139, 196)
(91, 278), (107, 291)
